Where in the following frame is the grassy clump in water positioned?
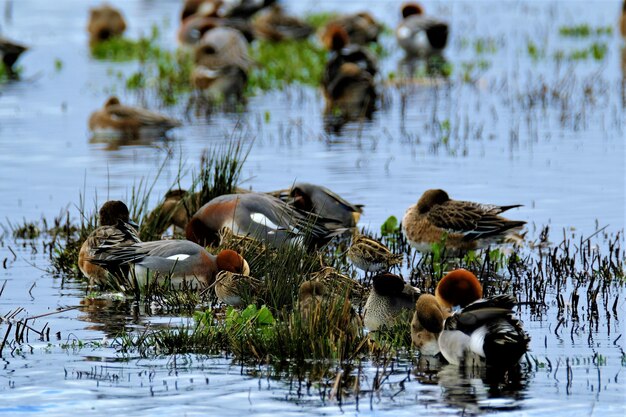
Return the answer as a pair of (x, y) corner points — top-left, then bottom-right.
(90, 25), (162, 62)
(559, 24), (613, 37)
(247, 38), (327, 92)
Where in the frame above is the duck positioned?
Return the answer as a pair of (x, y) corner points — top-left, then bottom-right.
(621, 0), (626, 38)
(88, 96), (181, 140)
(185, 192), (345, 249)
(142, 189), (202, 238)
(321, 25), (377, 127)
(275, 182), (363, 228)
(415, 269), (530, 366)
(323, 12), (382, 46)
(411, 268), (482, 355)
(308, 266), (366, 301)
(252, 5), (313, 42)
(347, 232), (403, 274)
(191, 27), (251, 101)
(395, 2), (449, 57)
(178, 14), (254, 46)
(363, 272), (420, 331)
(213, 269), (261, 307)
(87, 4), (127, 45)
(216, 0), (277, 19)
(297, 279), (360, 330)
(402, 189), (526, 254)
(78, 201), (140, 287)
(90, 239), (248, 289)
(0, 37), (28, 79)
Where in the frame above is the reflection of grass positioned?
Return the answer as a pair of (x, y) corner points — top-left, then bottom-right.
(559, 24), (612, 37)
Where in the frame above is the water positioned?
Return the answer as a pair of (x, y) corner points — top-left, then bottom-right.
(0, 0), (625, 415)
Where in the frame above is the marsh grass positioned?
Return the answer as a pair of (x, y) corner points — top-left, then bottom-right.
(247, 38), (327, 92)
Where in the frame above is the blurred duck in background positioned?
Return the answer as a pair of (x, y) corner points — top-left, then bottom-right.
(88, 96), (181, 140)
(0, 37), (27, 79)
(395, 2), (448, 58)
(321, 24), (377, 131)
(323, 12), (382, 46)
(191, 27), (251, 103)
(252, 5), (313, 42)
(87, 4), (127, 45)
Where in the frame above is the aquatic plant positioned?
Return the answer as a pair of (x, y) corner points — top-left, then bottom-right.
(558, 24), (613, 37)
(247, 38), (327, 92)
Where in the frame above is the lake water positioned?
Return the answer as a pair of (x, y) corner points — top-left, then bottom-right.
(0, 0), (624, 415)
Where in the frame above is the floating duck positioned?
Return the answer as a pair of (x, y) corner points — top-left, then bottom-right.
(88, 96), (181, 140)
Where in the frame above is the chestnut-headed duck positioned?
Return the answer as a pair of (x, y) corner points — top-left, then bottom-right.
(323, 12), (382, 46)
(191, 27), (251, 101)
(415, 269), (530, 366)
(396, 2), (449, 57)
(0, 37), (28, 79)
(213, 269), (260, 307)
(411, 268), (482, 355)
(363, 272), (420, 331)
(87, 4), (127, 45)
(402, 189), (526, 254)
(252, 5), (313, 42)
(275, 182), (363, 228)
(347, 232), (403, 273)
(78, 201), (140, 287)
(322, 25), (377, 126)
(88, 96), (181, 140)
(90, 240), (248, 289)
(186, 192), (345, 249)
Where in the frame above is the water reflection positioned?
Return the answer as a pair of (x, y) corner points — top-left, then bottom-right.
(436, 363), (530, 413)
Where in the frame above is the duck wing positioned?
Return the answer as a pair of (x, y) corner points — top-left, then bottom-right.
(107, 104), (181, 128)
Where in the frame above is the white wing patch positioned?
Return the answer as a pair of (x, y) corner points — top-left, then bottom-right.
(166, 254), (191, 261)
(397, 26), (411, 39)
(250, 212), (280, 231)
(469, 325), (488, 358)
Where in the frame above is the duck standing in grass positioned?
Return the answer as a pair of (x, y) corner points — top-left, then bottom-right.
(78, 201), (140, 287)
(413, 269), (530, 367)
(363, 272), (420, 331)
(0, 37), (27, 79)
(191, 27), (251, 102)
(321, 24), (377, 130)
(88, 96), (181, 140)
(395, 2), (449, 58)
(185, 192), (345, 249)
(87, 4), (127, 45)
(402, 189), (526, 254)
(347, 232), (403, 274)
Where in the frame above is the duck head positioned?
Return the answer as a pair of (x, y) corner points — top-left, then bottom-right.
(416, 188), (449, 213)
(401, 2), (424, 18)
(322, 23), (350, 51)
(435, 268), (483, 310)
(216, 249), (250, 275)
(98, 200), (132, 226)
